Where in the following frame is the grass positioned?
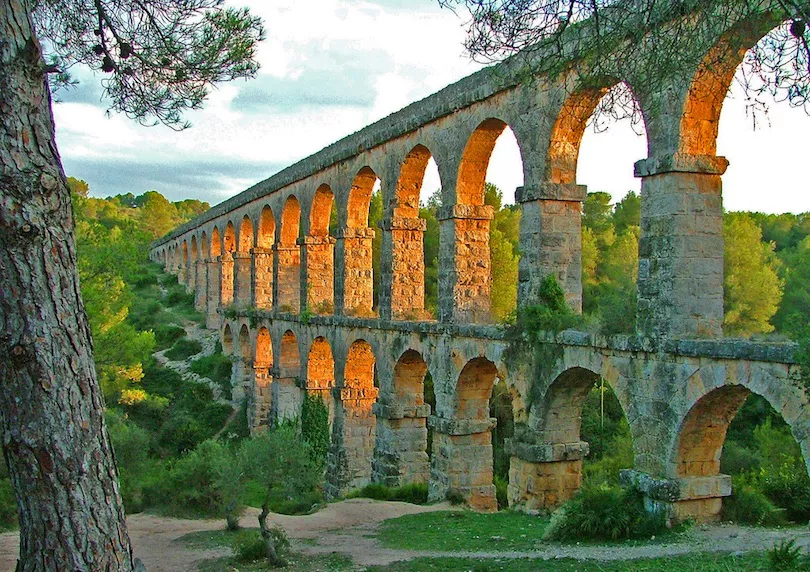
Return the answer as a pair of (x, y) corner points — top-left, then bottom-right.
(375, 510), (549, 552)
(366, 552), (776, 571)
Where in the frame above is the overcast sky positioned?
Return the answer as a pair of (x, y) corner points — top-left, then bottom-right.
(52, 0), (810, 214)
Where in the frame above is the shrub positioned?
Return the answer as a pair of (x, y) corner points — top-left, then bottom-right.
(153, 324), (186, 350)
(348, 482), (428, 505)
(720, 440), (760, 476)
(769, 539), (806, 571)
(494, 476), (508, 510)
(543, 484), (667, 542)
(166, 287), (195, 308)
(759, 464), (810, 523)
(446, 489), (465, 505)
(159, 273), (178, 287)
(583, 421), (634, 486)
(301, 393), (329, 467)
(232, 527), (290, 566)
(165, 338), (202, 361)
(158, 413), (209, 455)
(722, 479), (786, 526)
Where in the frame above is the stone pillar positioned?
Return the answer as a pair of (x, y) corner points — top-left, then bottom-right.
(371, 402), (431, 487)
(274, 244), (300, 313)
(249, 363), (273, 433)
(230, 356), (253, 406)
(252, 247), (274, 310)
(428, 415), (497, 511)
(232, 251), (252, 308)
(219, 252), (234, 309)
(516, 183), (587, 313)
(620, 470), (731, 523)
(299, 236), (335, 314)
(635, 154), (727, 339)
(437, 204), (494, 324)
(205, 258), (221, 329)
(506, 430), (589, 512)
(379, 216), (427, 321)
(177, 257), (187, 286)
(194, 259), (207, 312)
(271, 375), (303, 424)
(186, 258), (197, 294)
(326, 386), (379, 498)
(335, 227), (375, 316)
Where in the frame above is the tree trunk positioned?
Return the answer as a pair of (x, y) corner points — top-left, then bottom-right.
(0, 2), (135, 570)
(258, 504), (282, 566)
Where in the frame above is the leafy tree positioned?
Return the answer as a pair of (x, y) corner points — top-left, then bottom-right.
(369, 189), (384, 309)
(0, 2), (263, 567)
(774, 236), (810, 336)
(139, 190), (182, 238)
(723, 213), (783, 336)
(612, 191), (640, 235)
(421, 189), (442, 315)
(582, 191), (613, 234)
(490, 226), (519, 321)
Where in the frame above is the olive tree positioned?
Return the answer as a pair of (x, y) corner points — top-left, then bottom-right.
(0, 1), (263, 568)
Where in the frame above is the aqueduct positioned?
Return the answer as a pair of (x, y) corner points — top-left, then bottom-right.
(150, 1), (809, 521)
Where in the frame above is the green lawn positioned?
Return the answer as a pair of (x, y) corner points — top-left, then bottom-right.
(375, 510), (549, 552)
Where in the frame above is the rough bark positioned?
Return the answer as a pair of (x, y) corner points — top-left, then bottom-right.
(258, 504), (283, 566)
(0, 1), (136, 569)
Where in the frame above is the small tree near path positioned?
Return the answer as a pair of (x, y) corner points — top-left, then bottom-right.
(0, 1), (263, 569)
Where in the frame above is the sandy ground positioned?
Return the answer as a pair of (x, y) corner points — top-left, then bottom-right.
(2, 499), (810, 571)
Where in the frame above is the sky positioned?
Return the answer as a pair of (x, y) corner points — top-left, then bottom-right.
(52, 0), (810, 214)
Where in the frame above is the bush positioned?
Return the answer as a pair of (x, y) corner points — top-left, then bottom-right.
(759, 464), (810, 523)
(583, 421), (634, 486)
(232, 527), (290, 566)
(165, 338), (202, 361)
(722, 479), (786, 526)
(189, 350), (233, 399)
(720, 440), (760, 476)
(494, 476), (508, 510)
(149, 440), (240, 518)
(348, 482), (428, 505)
(166, 287), (195, 308)
(769, 539), (807, 571)
(543, 484), (667, 542)
(154, 324), (186, 351)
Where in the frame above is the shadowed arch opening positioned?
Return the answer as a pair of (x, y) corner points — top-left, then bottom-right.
(190, 236), (198, 261)
(278, 196), (302, 313)
(222, 324), (234, 355)
(201, 231), (209, 259)
(347, 167), (377, 228)
(306, 336), (336, 432)
(238, 215), (254, 252)
(238, 324), (251, 361)
(311, 184), (334, 237)
(279, 330), (299, 378)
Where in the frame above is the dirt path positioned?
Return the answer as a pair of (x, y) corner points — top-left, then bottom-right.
(2, 500), (809, 570)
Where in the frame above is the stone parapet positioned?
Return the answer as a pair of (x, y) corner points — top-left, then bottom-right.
(428, 415), (497, 436)
(515, 183), (587, 203)
(297, 235), (337, 246)
(634, 153), (729, 177)
(379, 216), (428, 231)
(336, 227), (376, 239)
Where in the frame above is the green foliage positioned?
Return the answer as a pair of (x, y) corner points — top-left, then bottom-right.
(768, 539), (806, 571)
(516, 274), (579, 334)
(239, 425), (324, 515)
(301, 393), (330, 467)
(153, 324), (187, 350)
(543, 485), (667, 542)
(724, 212), (783, 336)
(0, 460), (17, 532)
(190, 346), (233, 400)
(164, 338), (203, 361)
(494, 476), (508, 510)
(722, 478), (786, 526)
(490, 379), (514, 484)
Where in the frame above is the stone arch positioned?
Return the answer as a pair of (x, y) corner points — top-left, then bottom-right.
(222, 323), (234, 355)
(679, 16), (782, 157)
(306, 336), (336, 427)
(434, 356), (500, 511)
(255, 326), (272, 366)
(310, 184), (334, 237)
(254, 206), (275, 310)
(384, 145), (436, 320)
(238, 324), (251, 361)
(372, 349), (431, 487)
(223, 221), (236, 253)
(347, 167), (377, 228)
(190, 235), (198, 262)
(238, 215), (254, 252)
(457, 118), (516, 206)
(339, 169), (377, 316)
(250, 326), (274, 430)
(279, 329), (300, 378)
(305, 185), (336, 313)
(327, 339), (379, 496)
(201, 231), (209, 259)
(258, 205), (276, 248)
(278, 196), (302, 313)
(273, 329), (302, 423)
(210, 227), (221, 257)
